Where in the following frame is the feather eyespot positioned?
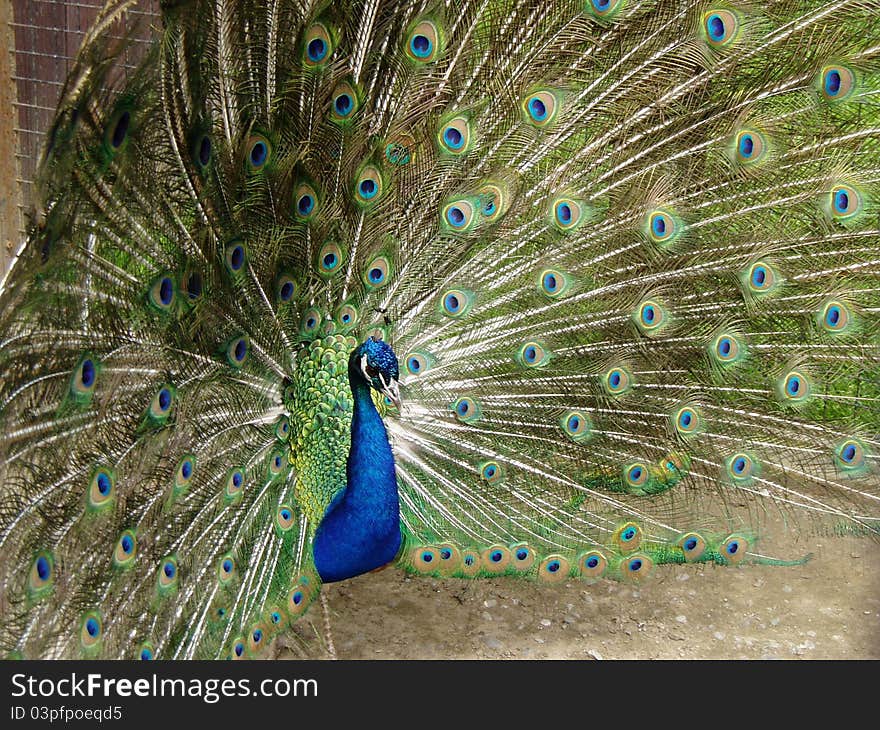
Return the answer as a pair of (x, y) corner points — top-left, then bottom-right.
(561, 410), (592, 443)
(517, 341), (550, 368)
(451, 397), (481, 423)
(578, 550), (607, 579)
(105, 107), (132, 153)
(317, 242), (345, 276)
(622, 553), (653, 580)
(300, 308), (322, 336)
(114, 530), (137, 567)
(157, 557), (179, 592)
(224, 240), (246, 274)
(149, 274), (176, 311)
(441, 199), (477, 232)
(678, 532), (707, 562)
(354, 166), (383, 206)
(225, 469), (245, 502)
(70, 355), (99, 400)
(726, 453), (757, 482)
(218, 555), (236, 584)
(604, 367), (632, 395)
(635, 299), (667, 334)
(734, 129), (766, 165)
(703, 9), (740, 48)
(523, 90), (559, 127)
(405, 20), (441, 63)
(780, 370), (810, 403)
(246, 134), (271, 170)
(226, 336), (249, 368)
(438, 116), (470, 155)
(29, 551), (55, 596)
(673, 406), (701, 436)
(88, 468), (115, 510)
(551, 198), (585, 231)
(293, 182), (319, 220)
(820, 300), (851, 333)
(538, 555), (570, 582)
(646, 209), (681, 245)
(820, 65), (855, 101)
(303, 23), (334, 67)
(80, 612), (103, 649)
(330, 82), (360, 122)
(587, 0), (624, 19)
(480, 461), (504, 484)
(364, 256), (391, 288)
(276, 275), (296, 304)
(835, 439), (867, 472)
(337, 304), (358, 329)
(720, 534), (748, 564)
(440, 288), (472, 317)
(829, 184), (862, 220)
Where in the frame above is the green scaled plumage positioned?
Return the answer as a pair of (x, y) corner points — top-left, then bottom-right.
(1, 0), (879, 659)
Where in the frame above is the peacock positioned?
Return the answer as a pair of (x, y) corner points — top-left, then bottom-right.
(1, 0), (879, 660)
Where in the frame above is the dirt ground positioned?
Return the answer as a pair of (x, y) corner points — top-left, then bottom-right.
(277, 526), (880, 660)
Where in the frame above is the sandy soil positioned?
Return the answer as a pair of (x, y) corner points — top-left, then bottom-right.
(277, 529), (880, 660)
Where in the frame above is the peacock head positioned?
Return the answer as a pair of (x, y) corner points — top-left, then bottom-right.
(351, 337), (400, 408)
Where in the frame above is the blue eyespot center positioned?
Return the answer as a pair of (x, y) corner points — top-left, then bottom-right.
(842, 444), (857, 462)
(159, 277), (173, 306)
(464, 556), (474, 566)
(36, 557), (50, 580)
(547, 560), (560, 573)
(444, 126), (463, 149)
(623, 527), (636, 541)
(834, 189), (849, 213)
(234, 339), (247, 361)
(369, 267), (384, 283)
(323, 253), (338, 269)
(528, 97), (547, 121)
(411, 34), (432, 57)
(164, 562), (176, 578)
(586, 556), (599, 568)
(490, 550), (503, 563)
(280, 281), (294, 301)
(629, 559), (642, 572)
(440, 549), (452, 560)
(684, 538), (698, 551)
(158, 388), (171, 412)
(445, 293), (460, 312)
(827, 306), (841, 325)
(556, 203), (572, 223)
(752, 266), (766, 286)
(235, 644), (244, 656)
(787, 376), (801, 396)
(739, 134), (754, 157)
(359, 179), (376, 198)
(232, 472), (243, 488)
(335, 94), (353, 116)
(543, 273), (557, 292)
(447, 206), (465, 226)
(308, 38), (327, 62)
(181, 460), (192, 479)
(250, 141), (268, 167)
(121, 535), (133, 553)
(229, 245), (245, 271)
(140, 649), (152, 660)
(718, 338), (732, 356)
(111, 111), (130, 148)
(516, 549), (528, 560)
(253, 629), (262, 642)
(86, 618), (100, 637)
(281, 509), (291, 521)
(707, 14), (725, 41)
(733, 457), (747, 474)
(727, 541), (739, 555)
(609, 371), (621, 388)
(222, 559), (233, 573)
(81, 359), (96, 387)
(97, 473), (111, 495)
(652, 215), (666, 236)
(293, 592), (303, 605)
(457, 401), (469, 416)
(825, 69), (841, 96)
(198, 136), (211, 166)
(298, 195), (314, 215)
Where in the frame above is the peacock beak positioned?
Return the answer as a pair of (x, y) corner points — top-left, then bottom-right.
(378, 373), (401, 410)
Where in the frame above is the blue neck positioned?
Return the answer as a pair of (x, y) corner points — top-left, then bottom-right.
(312, 365), (401, 583)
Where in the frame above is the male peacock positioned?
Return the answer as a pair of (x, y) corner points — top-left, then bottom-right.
(1, 0), (879, 660)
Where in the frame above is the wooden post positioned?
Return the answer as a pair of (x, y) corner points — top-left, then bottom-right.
(0, 0), (21, 275)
